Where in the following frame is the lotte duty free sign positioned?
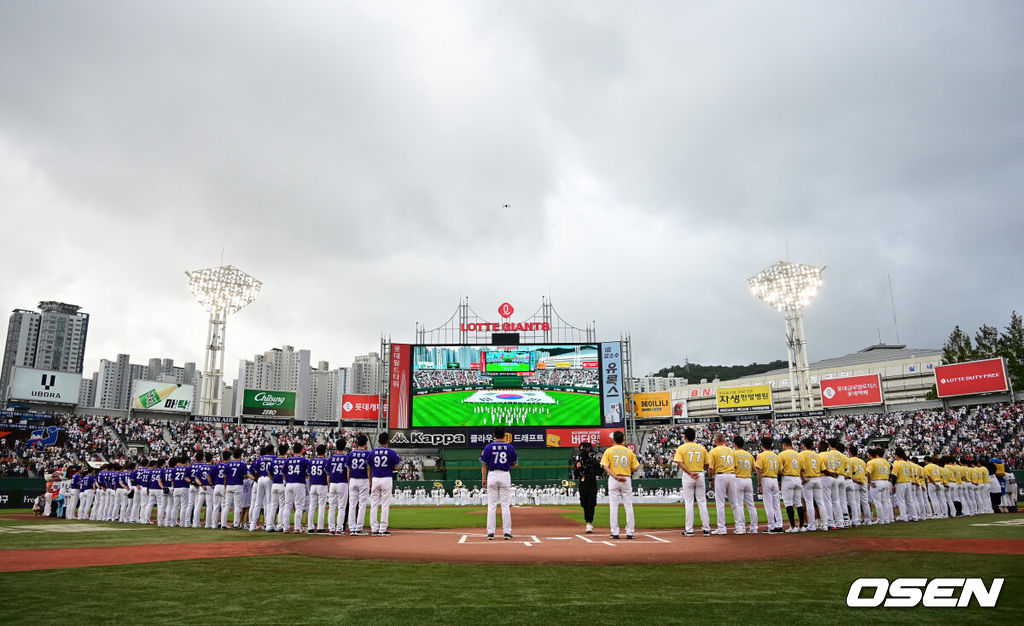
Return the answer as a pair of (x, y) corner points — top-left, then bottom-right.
(934, 358), (1009, 398)
(820, 374), (883, 408)
(716, 384), (773, 415)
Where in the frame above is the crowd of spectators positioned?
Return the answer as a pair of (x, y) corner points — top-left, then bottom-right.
(639, 402), (1024, 478)
(526, 368), (598, 389)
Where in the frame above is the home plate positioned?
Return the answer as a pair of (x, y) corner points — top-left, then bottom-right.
(459, 534), (542, 546)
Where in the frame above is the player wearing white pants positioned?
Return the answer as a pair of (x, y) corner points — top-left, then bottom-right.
(306, 445), (331, 533)
(193, 485), (210, 527)
(707, 433), (739, 534)
(754, 439), (782, 533)
(249, 474), (272, 532)
(326, 442), (350, 535)
(732, 439), (758, 534)
(347, 478), (370, 533)
(778, 440), (805, 531)
(601, 433), (639, 538)
(673, 432), (711, 536)
(368, 435), (401, 536)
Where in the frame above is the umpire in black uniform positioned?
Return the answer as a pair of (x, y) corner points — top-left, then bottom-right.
(571, 441), (602, 533)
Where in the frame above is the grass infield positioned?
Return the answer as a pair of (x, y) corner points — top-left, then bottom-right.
(0, 552), (1020, 624)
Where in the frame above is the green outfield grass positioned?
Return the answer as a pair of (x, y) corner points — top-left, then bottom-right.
(1, 552), (1020, 624)
(411, 389), (600, 427)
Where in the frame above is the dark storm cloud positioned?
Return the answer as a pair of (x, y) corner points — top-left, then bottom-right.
(0, 1), (1021, 375)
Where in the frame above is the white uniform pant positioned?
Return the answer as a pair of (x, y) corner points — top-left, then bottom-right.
(136, 488), (150, 523)
(283, 483), (307, 531)
(845, 481), (861, 523)
(927, 484), (946, 518)
(117, 488), (131, 522)
(761, 477), (782, 530)
(894, 482), (912, 521)
(369, 477), (393, 533)
(802, 477), (830, 529)
(975, 485), (988, 513)
(328, 483), (349, 532)
(169, 487), (187, 526)
(680, 472), (710, 533)
(734, 477), (757, 532)
(67, 489), (80, 520)
(836, 478), (849, 525)
(154, 489), (168, 526)
(713, 473), (735, 531)
(816, 476), (836, 528)
(185, 486), (197, 527)
(79, 490), (94, 520)
(267, 483), (285, 530)
(307, 484), (329, 530)
(607, 475), (634, 536)
(486, 471), (513, 536)
(348, 479), (370, 531)
(781, 475), (802, 508)
(208, 485), (225, 528)
(192, 487), (210, 527)
(249, 477), (272, 531)
(225, 484), (244, 527)
(869, 481), (892, 522)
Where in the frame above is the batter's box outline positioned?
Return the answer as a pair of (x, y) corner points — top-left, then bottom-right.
(458, 534), (542, 546)
(576, 533), (671, 546)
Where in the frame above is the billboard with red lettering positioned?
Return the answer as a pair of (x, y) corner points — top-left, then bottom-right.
(545, 427), (621, 448)
(387, 344), (411, 429)
(934, 358), (1008, 398)
(820, 374), (883, 408)
(341, 394), (380, 421)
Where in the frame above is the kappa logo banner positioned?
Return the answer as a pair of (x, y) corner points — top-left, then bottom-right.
(934, 358), (1009, 398)
(632, 392), (671, 419)
(716, 384), (773, 415)
(820, 374), (883, 408)
(387, 429), (466, 448)
(9, 368), (81, 405)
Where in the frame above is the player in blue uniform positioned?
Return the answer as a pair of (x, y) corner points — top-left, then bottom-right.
(347, 434), (372, 536)
(481, 428), (518, 540)
(267, 444), (288, 532)
(208, 451), (229, 529)
(192, 453), (213, 528)
(247, 445), (275, 532)
(283, 443), (311, 533)
(369, 433), (401, 536)
(170, 457), (190, 527)
(326, 439), (349, 536)
(224, 448), (249, 529)
(307, 444), (330, 534)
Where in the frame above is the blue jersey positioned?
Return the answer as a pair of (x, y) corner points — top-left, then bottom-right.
(284, 456), (311, 484)
(163, 467), (174, 487)
(481, 441), (517, 471)
(370, 447), (401, 478)
(346, 449), (371, 480)
(327, 453), (348, 483)
(225, 460), (249, 486)
(71, 473), (81, 490)
(82, 474), (95, 490)
(213, 462), (228, 485)
(149, 468), (162, 489)
(271, 456), (285, 484)
(195, 463), (212, 486)
(187, 463), (199, 484)
(172, 466), (188, 488)
(253, 454), (275, 478)
(309, 457), (329, 486)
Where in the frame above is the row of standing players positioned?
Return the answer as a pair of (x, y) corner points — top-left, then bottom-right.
(61, 432), (403, 536)
(671, 428), (1008, 536)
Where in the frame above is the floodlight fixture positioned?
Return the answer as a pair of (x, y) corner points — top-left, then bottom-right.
(748, 261), (825, 411)
(186, 265), (262, 416)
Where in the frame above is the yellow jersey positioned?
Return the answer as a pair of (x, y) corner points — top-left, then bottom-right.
(755, 450), (780, 479)
(734, 449), (754, 479)
(892, 459), (912, 483)
(778, 448), (801, 477)
(865, 458), (890, 481)
(798, 449), (822, 478)
(850, 457), (867, 484)
(924, 463), (942, 484)
(839, 453), (852, 478)
(672, 442), (709, 473)
(949, 464), (962, 484)
(821, 449), (843, 476)
(707, 445), (737, 473)
(601, 445), (639, 477)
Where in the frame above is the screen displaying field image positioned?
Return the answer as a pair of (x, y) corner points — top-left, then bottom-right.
(411, 344), (601, 427)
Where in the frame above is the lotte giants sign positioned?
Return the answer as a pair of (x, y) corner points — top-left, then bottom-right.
(820, 374), (883, 408)
(934, 358), (1009, 398)
(341, 394), (380, 421)
(388, 344), (411, 429)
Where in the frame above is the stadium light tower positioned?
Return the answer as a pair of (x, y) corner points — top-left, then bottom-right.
(748, 261), (824, 411)
(186, 265), (262, 416)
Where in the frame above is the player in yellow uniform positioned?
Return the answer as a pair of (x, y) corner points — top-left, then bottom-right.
(754, 437), (783, 533)
(776, 437), (805, 532)
(732, 437), (758, 534)
(600, 431), (639, 539)
(948, 457), (966, 516)
(798, 438), (830, 531)
(847, 446), (870, 526)
(835, 443), (853, 527)
(864, 448), (892, 524)
(672, 428), (710, 537)
(891, 449), (913, 522)
(923, 456), (946, 519)
(707, 433), (737, 535)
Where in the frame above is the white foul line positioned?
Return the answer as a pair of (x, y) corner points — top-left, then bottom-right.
(644, 533), (670, 543)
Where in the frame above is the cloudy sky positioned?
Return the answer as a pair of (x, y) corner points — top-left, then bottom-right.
(1, 1), (1021, 378)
